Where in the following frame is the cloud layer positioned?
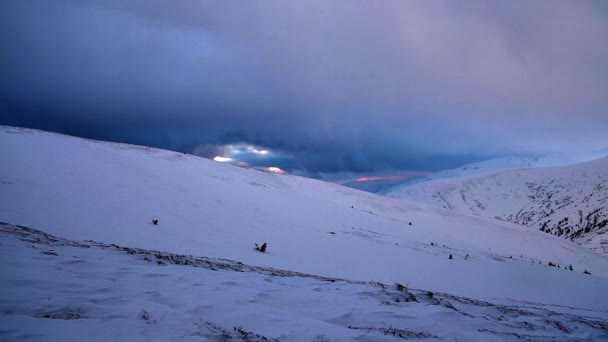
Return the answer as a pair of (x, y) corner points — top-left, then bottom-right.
(1, 1), (607, 173)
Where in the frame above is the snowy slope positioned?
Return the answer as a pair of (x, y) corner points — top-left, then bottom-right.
(388, 158), (608, 255)
(2, 222), (608, 341)
(1, 126), (608, 340)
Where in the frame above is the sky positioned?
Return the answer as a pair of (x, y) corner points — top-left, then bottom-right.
(1, 1), (607, 178)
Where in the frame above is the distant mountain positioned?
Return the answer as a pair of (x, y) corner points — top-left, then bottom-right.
(341, 175), (427, 194)
(426, 153), (608, 180)
(343, 153), (608, 195)
(388, 157), (608, 255)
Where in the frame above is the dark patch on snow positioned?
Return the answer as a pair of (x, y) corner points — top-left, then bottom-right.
(198, 321), (278, 341)
(348, 325), (439, 340)
(36, 307), (85, 320)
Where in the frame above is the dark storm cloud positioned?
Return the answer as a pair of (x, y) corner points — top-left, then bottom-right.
(1, 0), (607, 173)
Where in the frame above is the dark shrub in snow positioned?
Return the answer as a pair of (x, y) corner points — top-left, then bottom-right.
(255, 243), (267, 252)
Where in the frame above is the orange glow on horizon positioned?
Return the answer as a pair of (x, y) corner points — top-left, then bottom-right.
(354, 173), (430, 182)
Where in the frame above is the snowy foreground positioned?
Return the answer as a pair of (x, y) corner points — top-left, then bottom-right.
(2, 222), (608, 341)
(1, 126), (608, 340)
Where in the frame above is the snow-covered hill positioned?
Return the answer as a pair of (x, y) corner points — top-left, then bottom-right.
(341, 176), (427, 194)
(1, 126), (607, 340)
(342, 154), (606, 195)
(388, 158), (608, 255)
(428, 154), (608, 181)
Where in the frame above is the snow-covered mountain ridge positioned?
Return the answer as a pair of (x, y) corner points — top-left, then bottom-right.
(388, 157), (608, 255)
(427, 154), (608, 181)
(341, 154), (606, 195)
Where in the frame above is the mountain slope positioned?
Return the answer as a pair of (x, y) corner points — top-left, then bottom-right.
(388, 158), (608, 254)
(1, 126), (608, 335)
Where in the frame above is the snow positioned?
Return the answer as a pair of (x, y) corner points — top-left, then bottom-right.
(387, 157), (608, 254)
(2, 223), (607, 341)
(341, 154), (607, 196)
(1, 126), (608, 340)
(423, 154), (608, 181)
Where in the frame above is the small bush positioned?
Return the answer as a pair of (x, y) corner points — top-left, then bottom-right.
(255, 243), (268, 253)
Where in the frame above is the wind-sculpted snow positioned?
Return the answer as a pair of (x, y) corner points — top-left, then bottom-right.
(1, 222), (607, 341)
(388, 157), (608, 255)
